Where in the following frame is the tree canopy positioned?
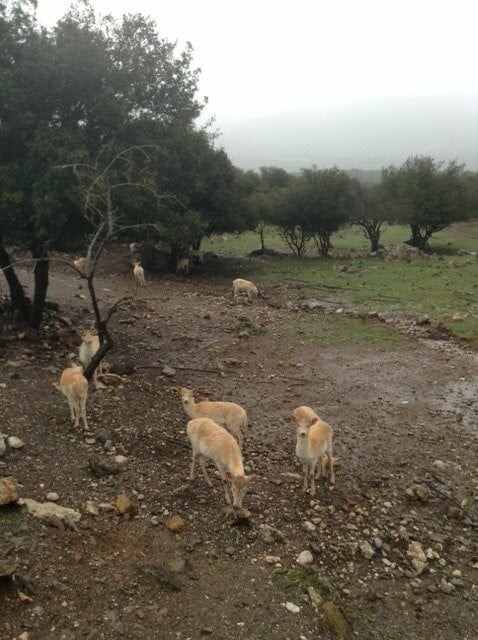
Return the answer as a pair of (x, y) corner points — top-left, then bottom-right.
(382, 156), (471, 249)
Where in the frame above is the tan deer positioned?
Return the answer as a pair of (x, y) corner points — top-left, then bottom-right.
(179, 387), (248, 450)
(60, 365), (89, 430)
(176, 257), (190, 275)
(73, 257), (89, 275)
(187, 418), (253, 511)
(290, 406), (335, 496)
(133, 262), (145, 286)
(232, 278), (258, 303)
(79, 329), (103, 384)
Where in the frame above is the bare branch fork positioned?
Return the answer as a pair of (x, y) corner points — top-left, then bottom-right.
(55, 143), (171, 382)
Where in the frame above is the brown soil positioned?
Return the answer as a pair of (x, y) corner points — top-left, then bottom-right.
(1, 253), (477, 640)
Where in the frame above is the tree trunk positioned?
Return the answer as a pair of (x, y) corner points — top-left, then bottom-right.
(29, 242), (49, 330)
(259, 224), (265, 254)
(408, 224), (426, 249)
(0, 237), (31, 323)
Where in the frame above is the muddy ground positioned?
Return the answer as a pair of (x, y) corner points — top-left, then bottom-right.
(1, 253), (477, 640)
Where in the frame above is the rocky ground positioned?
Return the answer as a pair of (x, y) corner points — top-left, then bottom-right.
(1, 252), (477, 640)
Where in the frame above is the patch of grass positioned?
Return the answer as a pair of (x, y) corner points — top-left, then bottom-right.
(207, 246), (477, 347)
(0, 507), (22, 526)
(272, 567), (332, 600)
(291, 313), (408, 348)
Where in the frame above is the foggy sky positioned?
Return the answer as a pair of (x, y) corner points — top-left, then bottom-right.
(36, 0), (478, 170)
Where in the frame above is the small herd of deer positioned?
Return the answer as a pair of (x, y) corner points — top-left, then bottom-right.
(61, 266), (334, 513)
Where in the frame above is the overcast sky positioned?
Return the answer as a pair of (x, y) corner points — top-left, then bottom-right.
(36, 0), (478, 170)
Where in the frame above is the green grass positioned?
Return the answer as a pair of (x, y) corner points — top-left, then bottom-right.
(272, 567), (332, 600)
(203, 222), (478, 346)
(203, 221), (478, 256)
(291, 313), (408, 348)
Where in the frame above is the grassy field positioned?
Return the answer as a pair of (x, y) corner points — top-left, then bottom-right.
(203, 222), (478, 346)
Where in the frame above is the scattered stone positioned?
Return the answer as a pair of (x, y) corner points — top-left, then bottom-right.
(141, 564), (182, 591)
(0, 437), (6, 457)
(285, 602), (301, 613)
(405, 483), (431, 503)
(0, 561), (18, 578)
(416, 314), (431, 325)
(359, 541), (375, 560)
(46, 492), (60, 502)
(372, 537), (383, 550)
(114, 454), (128, 466)
(44, 514), (64, 530)
(297, 550), (313, 566)
(88, 456), (122, 477)
(115, 492), (133, 515)
(225, 546), (235, 556)
(432, 460), (447, 471)
(265, 555), (281, 565)
(0, 476), (20, 505)
(407, 541), (427, 574)
(439, 579), (455, 594)
(7, 436), (24, 449)
(165, 515), (185, 533)
(320, 601), (350, 639)
(258, 524), (285, 543)
(162, 365), (176, 377)
(446, 506), (462, 520)
(18, 633), (30, 640)
(303, 520), (316, 532)
(84, 501), (99, 517)
(19, 498), (81, 525)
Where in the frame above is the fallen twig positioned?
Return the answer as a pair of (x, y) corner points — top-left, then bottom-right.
(423, 479), (477, 526)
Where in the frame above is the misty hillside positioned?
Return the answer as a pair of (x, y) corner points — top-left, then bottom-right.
(217, 96), (478, 173)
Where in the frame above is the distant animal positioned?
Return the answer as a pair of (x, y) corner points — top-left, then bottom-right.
(187, 417), (254, 511)
(73, 257), (88, 275)
(232, 278), (258, 303)
(129, 242), (141, 254)
(176, 257), (190, 276)
(79, 329), (103, 384)
(59, 365), (89, 430)
(133, 262), (145, 286)
(290, 406), (335, 496)
(179, 387), (248, 450)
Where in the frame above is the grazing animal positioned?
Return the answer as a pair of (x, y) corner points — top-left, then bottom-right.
(232, 278), (258, 303)
(179, 387), (248, 450)
(133, 262), (145, 286)
(176, 257), (190, 276)
(79, 329), (103, 384)
(60, 365), (89, 430)
(187, 417), (253, 510)
(290, 406), (335, 496)
(73, 257), (88, 275)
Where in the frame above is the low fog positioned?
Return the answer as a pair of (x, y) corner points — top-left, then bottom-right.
(216, 96), (478, 172)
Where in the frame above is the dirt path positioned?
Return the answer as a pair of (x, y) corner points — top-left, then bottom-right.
(1, 256), (477, 640)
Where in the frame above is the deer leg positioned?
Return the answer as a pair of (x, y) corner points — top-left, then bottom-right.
(199, 456), (213, 487)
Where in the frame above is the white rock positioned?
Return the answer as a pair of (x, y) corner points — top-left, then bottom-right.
(296, 550), (313, 566)
(84, 500), (100, 516)
(114, 455), (128, 466)
(265, 555), (281, 565)
(7, 436), (25, 449)
(285, 602), (301, 613)
(46, 492), (60, 502)
(19, 498), (81, 523)
(303, 521), (316, 532)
